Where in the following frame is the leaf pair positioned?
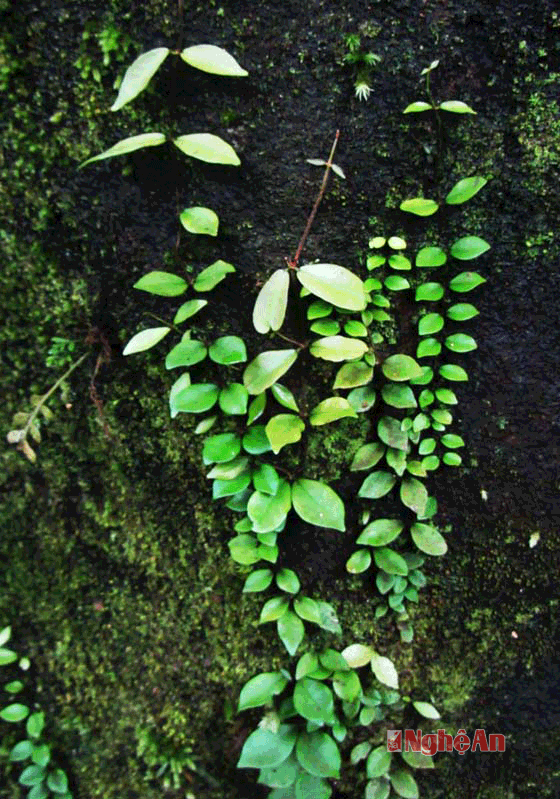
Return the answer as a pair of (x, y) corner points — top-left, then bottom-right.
(80, 132), (241, 168)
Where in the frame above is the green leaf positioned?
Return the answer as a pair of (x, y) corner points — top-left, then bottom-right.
(276, 568), (301, 594)
(247, 392), (267, 424)
(297, 263), (367, 311)
(435, 388), (458, 404)
(173, 382), (219, 414)
(244, 350), (299, 394)
(382, 355), (423, 382)
(219, 383), (249, 415)
(19, 764), (46, 786)
(133, 270), (187, 296)
(415, 247), (447, 268)
(9, 740), (34, 761)
(367, 254), (386, 269)
(248, 480), (292, 533)
(180, 206), (219, 236)
(0, 703), (29, 722)
(27, 781), (49, 799)
(278, 611), (305, 656)
(293, 597), (321, 625)
(449, 271), (486, 292)
(418, 313), (444, 336)
(386, 447), (407, 476)
(180, 44), (247, 75)
(291, 479), (345, 531)
(173, 133), (240, 165)
(309, 397), (357, 425)
(350, 442), (385, 471)
(193, 259), (236, 291)
(370, 653), (399, 689)
(296, 731), (340, 778)
(295, 773), (332, 799)
(439, 100), (476, 114)
(294, 678), (335, 724)
(400, 477), (428, 516)
(417, 338), (441, 358)
(347, 385), (377, 413)
(270, 383), (299, 412)
(310, 318), (340, 336)
(238, 672), (289, 711)
(47, 769), (70, 795)
(310, 336), (368, 362)
(243, 425), (272, 454)
(173, 298), (208, 324)
(411, 523), (448, 555)
(378, 416), (409, 451)
(385, 275), (410, 291)
(412, 701), (441, 719)
(357, 519), (403, 547)
(358, 471), (396, 499)
(242, 569), (273, 593)
(401, 749), (435, 769)
(0, 625), (11, 646)
(0, 647), (18, 665)
(26, 712), (44, 738)
(445, 176), (487, 205)
(212, 473), (251, 499)
(238, 725), (297, 769)
(418, 390), (435, 408)
(399, 198), (438, 216)
(403, 101), (433, 113)
(366, 746), (392, 777)
(253, 269), (290, 334)
(410, 366), (433, 385)
(296, 653), (319, 680)
(415, 282), (444, 302)
(445, 333), (477, 353)
(344, 320), (368, 337)
(165, 339), (207, 369)
(253, 464), (280, 495)
(333, 361), (373, 389)
(266, 414), (305, 454)
(259, 596), (290, 623)
(31, 744), (50, 767)
(228, 534), (260, 564)
(446, 303), (479, 321)
(441, 433), (464, 448)
(341, 644), (375, 669)
(110, 47), (169, 111)
(450, 236), (490, 260)
(123, 326), (171, 356)
(381, 384), (417, 409)
(391, 769), (419, 799)
(315, 600), (342, 634)
(332, 669), (361, 702)
(439, 364), (468, 381)
(203, 433), (241, 465)
(365, 778), (391, 799)
(259, 755), (299, 789)
(346, 549), (372, 573)
(373, 548), (408, 577)
(79, 132), (166, 167)
(307, 299), (333, 319)
(208, 335), (247, 364)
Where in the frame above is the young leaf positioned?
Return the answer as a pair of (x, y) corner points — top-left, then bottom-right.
(291, 479), (345, 531)
(244, 350), (299, 395)
(0, 626), (11, 646)
(410, 523), (448, 555)
(238, 672), (289, 711)
(446, 303), (479, 321)
(415, 247), (447, 268)
(445, 176), (487, 205)
(243, 425), (273, 455)
(243, 569), (273, 593)
(278, 611), (305, 656)
(237, 725), (297, 769)
(293, 596), (321, 625)
(297, 264), (367, 310)
(310, 336), (368, 362)
(271, 383), (299, 412)
(296, 731), (341, 778)
(228, 534), (260, 565)
(341, 644), (375, 669)
(181, 44), (248, 76)
(415, 282), (444, 302)
(382, 355), (423, 382)
(358, 471), (396, 499)
(388, 254), (412, 271)
(309, 397), (357, 425)
(203, 433), (241, 464)
(80, 133), (166, 167)
(412, 701), (441, 719)
(439, 100), (476, 114)
(0, 648), (20, 665)
(403, 101), (433, 113)
(193, 259), (236, 291)
(174, 299), (208, 324)
(133, 270), (187, 296)
(266, 414), (305, 454)
(450, 236), (490, 260)
(370, 653), (399, 689)
(399, 198), (439, 216)
(173, 133), (240, 165)
(417, 338), (441, 358)
(208, 335), (247, 364)
(179, 206), (219, 236)
(418, 313), (444, 336)
(311, 319), (340, 335)
(276, 568), (301, 594)
(252, 463), (280, 495)
(247, 392), (267, 424)
(111, 47), (170, 111)
(445, 333), (477, 353)
(253, 269), (290, 334)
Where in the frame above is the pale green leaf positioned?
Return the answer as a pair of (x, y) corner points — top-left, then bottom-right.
(111, 47), (170, 111)
(266, 414), (305, 454)
(366, 746), (392, 778)
(174, 299), (207, 324)
(208, 335), (247, 364)
(412, 701), (441, 719)
(0, 703), (29, 722)
(346, 549), (372, 573)
(172, 383), (219, 413)
(309, 397), (357, 425)
(450, 236), (490, 260)
(370, 654), (399, 689)
(173, 133), (240, 165)
(80, 132), (166, 167)
(0, 648), (19, 665)
(297, 264), (367, 311)
(310, 336), (368, 362)
(244, 350), (298, 395)
(180, 206), (219, 236)
(403, 101), (433, 113)
(248, 480), (292, 533)
(278, 611), (305, 656)
(399, 198), (439, 216)
(165, 339), (207, 368)
(333, 361), (373, 389)
(0, 626), (11, 646)
(439, 100), (476, 114)
(341, 643), (375, 668)
(180, 44), (248, 76)
(253, 269), (290, 333)
(415, 247), (447, 268)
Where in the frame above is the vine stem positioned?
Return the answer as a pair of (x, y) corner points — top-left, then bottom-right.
(287, 130), (340, 270)
(21, 352), (90, 440)
(146, 312), (182, 334)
